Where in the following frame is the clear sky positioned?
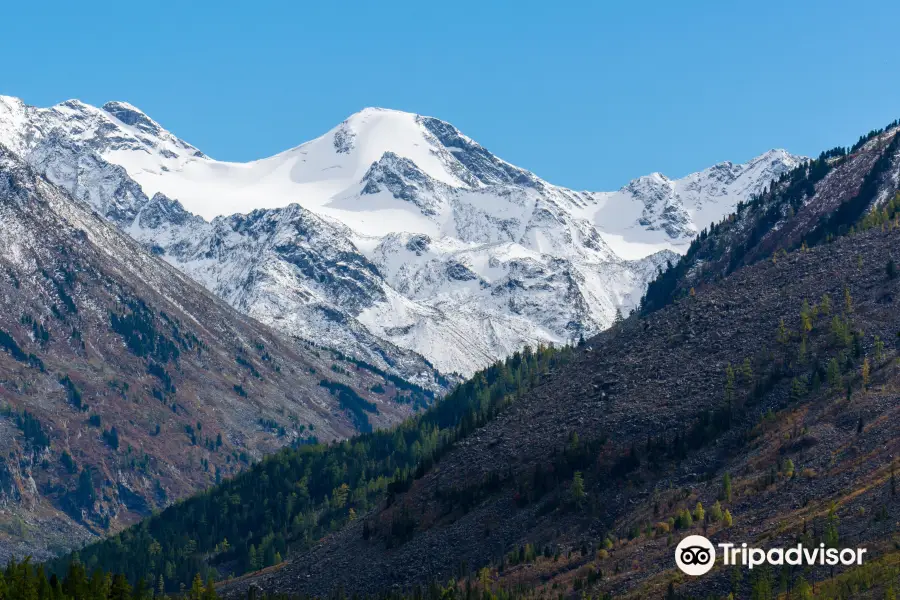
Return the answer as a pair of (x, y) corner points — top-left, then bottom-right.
(2, 0), (898, 191)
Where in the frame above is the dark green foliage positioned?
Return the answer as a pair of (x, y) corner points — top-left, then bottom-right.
(109, 297), (179, 364)
(0, 557), (217, 600)
(76, 467), (97, 508)
(324, 345), (444, 407)
(0, 328), (27, 362)
(257, 418), (286, 437)
(318, 379), (378, 432)
(21, 314), (50, 345)
(235, 350), (262, 379)
(2, 406), (51, 449)
(54, 279), (78, 314)
(102, 427), (120, 450)
(50, 343), (573, 591)
(888, 258), (897, 280)
(147, 361), (176, 395)
(850, 119), (900, 153)
(42, 268), (79, 315)
(59, 374), (84, 410)
(89, 414), (102, 427)
(61, 450), (77, 473)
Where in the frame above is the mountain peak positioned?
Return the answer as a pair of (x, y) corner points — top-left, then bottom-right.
(349, 106), (412, 117)
(101, 100), (162, 135)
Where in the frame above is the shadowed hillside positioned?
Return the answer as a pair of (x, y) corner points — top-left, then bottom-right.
(221, 221), (900, 599)
(0, 148), (421, 561)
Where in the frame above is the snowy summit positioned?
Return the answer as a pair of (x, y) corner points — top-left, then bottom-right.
(0, 96), (804, 376)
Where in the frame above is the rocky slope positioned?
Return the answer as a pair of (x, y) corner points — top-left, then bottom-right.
(641, 119), (900, 314)
(0, 96), (802, 376)
(0, 148), (418, 562)
(222, 217), (900, 600)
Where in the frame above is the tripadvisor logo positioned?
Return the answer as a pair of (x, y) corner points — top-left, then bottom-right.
(675, 535), (868, 576)
(675, 535), (716, 576)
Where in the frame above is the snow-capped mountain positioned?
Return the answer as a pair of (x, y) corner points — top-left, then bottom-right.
(0, 96), (804, 376)
(584, 149), (804, 258)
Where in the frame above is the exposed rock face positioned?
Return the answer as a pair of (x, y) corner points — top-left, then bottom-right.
(0, 96), (799, 377)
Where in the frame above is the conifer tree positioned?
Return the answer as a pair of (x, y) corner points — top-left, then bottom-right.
(741, 358), (753, 384)
(827, 358), (842, 391)
(709, 500), (723, 523)
(693, 502), (704, 523)
(875, 336), (885, 363)
(783, 459), (795, 478)
(819, 293), (831, 316)
(571, 471), (586, 507)
(800, 300), (813, 334)
(862, 357), (871, 389)
(189, 574), (204, 600)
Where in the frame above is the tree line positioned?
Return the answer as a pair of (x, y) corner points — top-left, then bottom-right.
(46, 344), (574, 592)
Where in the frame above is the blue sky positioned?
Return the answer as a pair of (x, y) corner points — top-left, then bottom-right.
(2, 0), (898, 190)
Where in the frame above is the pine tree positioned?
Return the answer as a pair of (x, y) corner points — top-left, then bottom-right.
(203, 577), (218, 600)
(723, 509), (733, 527)
(248, 545), (259, 571)
(800, 299), (813, 333)
(741, 358), (753, 384)
(724, 364), (736, 404)
(722, 472), (733, 502)
(709, 500), (724, 523)
(109, 574), (132, 600)
(189, 574), (204, 600)
(693, 502), (705, 523)
(862, 357), (871, 389)
(795, 577), (813, 600)
(777, 319), (789, 345)
(750, 567), (772, 600)
(819, 293), (832, 315)
(571, 471), (586, 507)
(824, 504), (839, 547)
(875, 335), (885, 363)
(827, 358), (842, 391)
(76, 467), (96, 508)
(782, 459), (795, 478)
(134, 578), (148, 600)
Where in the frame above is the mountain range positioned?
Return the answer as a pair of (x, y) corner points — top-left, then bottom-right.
(2, 92), (899, 598)
(50, 116), (900, 599)
(0, 96), (803, 376)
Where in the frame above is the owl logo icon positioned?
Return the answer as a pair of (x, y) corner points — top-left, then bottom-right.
(675, 535), (716, 576)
